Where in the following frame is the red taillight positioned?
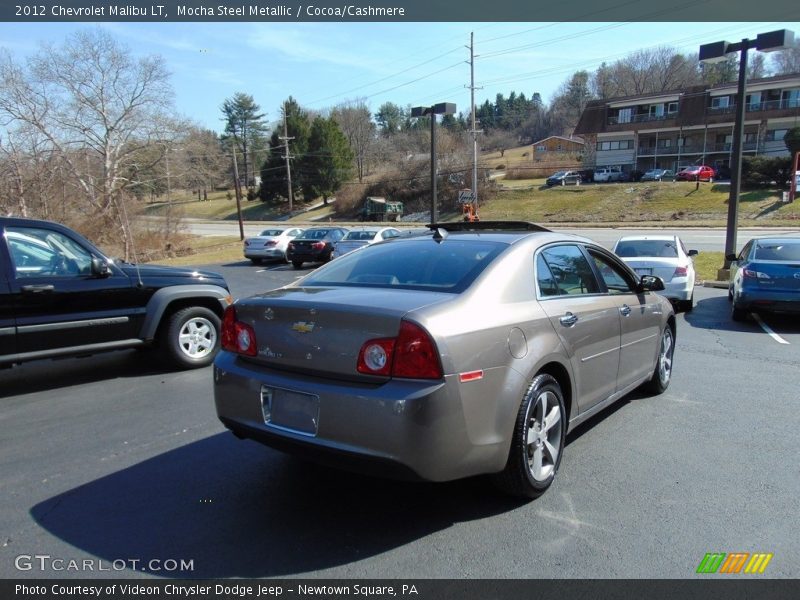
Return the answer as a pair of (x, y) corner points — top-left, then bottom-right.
(287, 242), (295, 250)
(221, 306), (257, 357)
(264, 241), (277, 247)
(357, 321), (442, 379)
(673, 266), (688, 278)
(312, 241), (326, 250)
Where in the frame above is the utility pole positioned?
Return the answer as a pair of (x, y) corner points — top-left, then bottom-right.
(230, 144), (245, 241)
(467, 32), (482, 217)
(279, 101), (295, 214)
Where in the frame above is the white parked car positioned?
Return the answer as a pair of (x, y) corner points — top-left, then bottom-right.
(593, 166), (626, 183)
(243, 227), (304, 264)
(331, 227), (401, 259)
(612, 235), (698, 311)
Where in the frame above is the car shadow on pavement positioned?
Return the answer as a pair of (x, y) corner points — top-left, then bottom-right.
(0, 351), (177, 398)
(684, 294), (800, 334)
(682, 294), (748, 333)
(30, 433), (524, 578)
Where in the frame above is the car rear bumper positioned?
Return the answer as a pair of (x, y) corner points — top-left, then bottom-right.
(213, 351), (505, 482)
(287, 250), (328, 263)
(663, 279), (694, 301)
(244, 248), (285, 259)
(736, 289), (800, 313)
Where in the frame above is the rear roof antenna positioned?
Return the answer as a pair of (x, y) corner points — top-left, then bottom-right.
(432, 227), (449, 243)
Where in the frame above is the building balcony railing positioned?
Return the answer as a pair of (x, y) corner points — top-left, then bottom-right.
(636, 141), (760, 155)
(706, 97), (800, 115)
(607, 112), (676, 125)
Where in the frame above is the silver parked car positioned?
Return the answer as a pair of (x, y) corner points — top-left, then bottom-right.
(613, 235), (698, 311)
(214, 222), (676, 499)
(243, 227), (304, 264)
(331, 227), (401, 259)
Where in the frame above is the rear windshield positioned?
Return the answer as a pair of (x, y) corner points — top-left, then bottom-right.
(300, 229), (331, 240)
(259, 229), (284, 236)
(343, 231), (377, 241)
(615, 240), (678, 258)
(754, 241), (800, 261)
(301, 239), (506, 292)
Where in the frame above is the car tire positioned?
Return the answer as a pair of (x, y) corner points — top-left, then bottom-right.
(292, 260), (303, 269)
(250, 258), (262, 265)
(680, 294), (694, 312)
(728, 287), (733, 301)
(160, 306), (221, 369)
(731, 302), (748, 322)
(642, 325), (674, 395)
(492, 374), (566, 499)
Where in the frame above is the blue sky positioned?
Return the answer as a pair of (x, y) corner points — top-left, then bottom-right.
(1, 21), (798, 133)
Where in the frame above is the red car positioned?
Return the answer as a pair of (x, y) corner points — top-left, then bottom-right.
(676, 165), (715, 182)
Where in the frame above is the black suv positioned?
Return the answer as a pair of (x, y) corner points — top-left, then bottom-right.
(0, 217), (231, 369)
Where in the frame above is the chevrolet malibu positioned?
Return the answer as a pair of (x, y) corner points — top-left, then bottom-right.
(214, 222), (676, 499)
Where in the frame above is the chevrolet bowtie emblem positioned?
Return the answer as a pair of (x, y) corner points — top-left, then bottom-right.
(292, 321), (315, 334)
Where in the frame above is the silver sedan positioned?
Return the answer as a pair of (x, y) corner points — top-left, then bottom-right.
(214, 222), (676, 499)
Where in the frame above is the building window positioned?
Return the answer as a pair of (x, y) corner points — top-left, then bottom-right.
(711, 96), (730, 109)
(536, 145), (546, 151)
(618, 108), (632, 123)
(765, 129), (788, 142)
(597, 140), (633, 151)
(781, 89), (800, 108)
(667, 102), (679, 114)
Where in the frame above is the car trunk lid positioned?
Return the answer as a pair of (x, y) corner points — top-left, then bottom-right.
(231, 286), (451, 379)
(623, 258), (681, 282)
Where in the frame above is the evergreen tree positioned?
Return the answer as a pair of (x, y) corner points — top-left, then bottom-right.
(300, 116), (354, 205)
(221, 92), (267, 187)
(259, 98), (310, 203)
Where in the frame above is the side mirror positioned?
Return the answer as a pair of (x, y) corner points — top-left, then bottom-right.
(688, 249), (699, 257)
(91, 257), (110, 277)
(638, 274), (665, 292)
(725, 253), (738, 262)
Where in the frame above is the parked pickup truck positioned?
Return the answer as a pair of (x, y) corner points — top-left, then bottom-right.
(0, 217), (232, 369)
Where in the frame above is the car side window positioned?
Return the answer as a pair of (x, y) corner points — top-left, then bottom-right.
(738, 242), (752, 262)
(540, 245), (601, 296)
(535, 254), (560, 297)
(588, 250), (636, 295)
(7, 226), (93, 278)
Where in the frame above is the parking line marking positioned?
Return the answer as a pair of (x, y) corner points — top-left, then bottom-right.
(752, 313), (790, 345)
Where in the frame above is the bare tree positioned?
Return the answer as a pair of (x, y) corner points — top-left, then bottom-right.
(0, 28), (174, 259)
(772, 42), (800, 75)
(331, 98), (375, 182)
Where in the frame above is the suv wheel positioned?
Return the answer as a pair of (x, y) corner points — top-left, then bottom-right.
(493, 374), (566, 499)
(161, 306), (220, 369)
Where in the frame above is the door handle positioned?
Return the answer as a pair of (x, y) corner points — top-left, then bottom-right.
(21, 284), (55, 293)
(559, 312), (578, 327)
(619, 304), (632, 317)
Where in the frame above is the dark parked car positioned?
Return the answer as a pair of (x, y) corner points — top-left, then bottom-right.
(676, 165), (714, 182)
(214, 222), (676, 499)
(1, 217), (231, 369)
(286, 227), (349, 269)
(727, 237), (800, 321)
(546, 170), (582, 186)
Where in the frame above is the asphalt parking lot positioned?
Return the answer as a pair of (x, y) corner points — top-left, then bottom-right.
(1, 262), (798, 579)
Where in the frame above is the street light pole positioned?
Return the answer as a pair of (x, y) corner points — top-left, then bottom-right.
(724, 40), (749, 270)
(411, 102), (456, 225)
(699, 29), (794, 273)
